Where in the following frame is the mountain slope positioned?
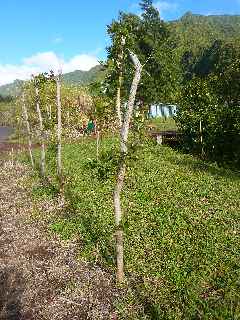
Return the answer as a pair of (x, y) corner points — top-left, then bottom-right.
(62, 65), (105, 85)
(0, 65), (104, 98)
(0, 80), (24, 98)
(168, 13), (240, 55)
(1, 13), (240, 98)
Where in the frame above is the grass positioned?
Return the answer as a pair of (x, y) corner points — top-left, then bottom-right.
(146, 117), (177, 131)
(31, 136), (240, 319)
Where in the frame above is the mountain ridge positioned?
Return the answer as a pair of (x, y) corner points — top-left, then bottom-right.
(1, 12), (240, 97)
(0, 65), (104, 98)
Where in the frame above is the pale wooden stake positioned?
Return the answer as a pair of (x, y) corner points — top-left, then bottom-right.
(56, 71), (62, 184)
(96, 130), (100, 161)
(200, 119), (204, 157)
(116, 36), (125, 128)
(35, 83), (46, 177)
(22, 92), (34, 168)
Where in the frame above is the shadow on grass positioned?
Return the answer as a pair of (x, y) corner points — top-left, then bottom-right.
(0, 266), (31, 320)
(163, 145), (240, 181)
(50, 181), (116, 267)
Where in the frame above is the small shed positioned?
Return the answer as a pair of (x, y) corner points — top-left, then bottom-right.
(149, 104), (177, 118)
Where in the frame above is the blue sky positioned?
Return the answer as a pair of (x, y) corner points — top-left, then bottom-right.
(0, 0), (240, 85)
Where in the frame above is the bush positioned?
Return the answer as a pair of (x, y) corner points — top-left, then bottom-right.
(175, 77), (240, 169)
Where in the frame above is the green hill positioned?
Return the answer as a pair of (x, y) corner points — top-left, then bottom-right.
(62, 65), (105, 85)
(0, 80), (24, 98)
(0, 65), (104, 98)
(1, 13), (240, 98)
(169, 12), (240, 53)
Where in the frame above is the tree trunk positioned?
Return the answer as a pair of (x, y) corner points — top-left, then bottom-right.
(56, 72), (62, 185)
(115, 36), (125, 128)
(35, 85), (45, 177)
(114, 51), (142, 283)
(22, 93), (34, 168)
(116, 86), (122, 128)
(96, 130), (100, 161)
(49, 104), (52, 120)
(200, 119), (204, 157)
(46, 104), (52, 121)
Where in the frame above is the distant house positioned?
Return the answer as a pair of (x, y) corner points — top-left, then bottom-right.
(149, 104), (177, 118)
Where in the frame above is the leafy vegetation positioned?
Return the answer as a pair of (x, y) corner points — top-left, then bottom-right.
(176, 39), (240, 168)
(0, 96), (16, 126)
(146, 117), (177, 131)
(35, 137), (240, 319)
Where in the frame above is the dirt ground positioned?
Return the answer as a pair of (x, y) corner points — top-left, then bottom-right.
(0, 159), (120, 320)
(0, 143), (39, 153)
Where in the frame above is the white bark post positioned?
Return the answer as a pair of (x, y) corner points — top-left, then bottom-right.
(56, 71), (62, 185)
(22, 92), (34, 168)
(49, 104), (52, 120)
(96, 130), (100, 161)
(67, 110), (70, 127)
(35, 83), (46, 177)
(116, 36), (125, 128)
(200, 119), (204, 157)
(46, 104), (52, 121)
(114, 51), (143, 283)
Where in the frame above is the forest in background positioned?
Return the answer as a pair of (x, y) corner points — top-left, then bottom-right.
(0, 1), (240, 319)
(1, 8), (239, 169)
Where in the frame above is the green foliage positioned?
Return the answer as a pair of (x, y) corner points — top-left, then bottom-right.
(42, 138), (240, 319)
(105, 0), (172, 106)
(0, 94), (13, 103)
(89, 81), (115, 131)
(16, 72), (95, 144)
(0, 101), (17, 126)
(0, 79), (24, 98)
(176, 42), (240, 169)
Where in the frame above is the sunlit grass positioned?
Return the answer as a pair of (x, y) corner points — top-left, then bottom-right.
(32, 137), (240, 319)
(146, 117), (177, 131)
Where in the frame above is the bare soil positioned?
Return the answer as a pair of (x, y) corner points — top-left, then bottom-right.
(0, 160), (120, 320)
(0, 143), (39, 153)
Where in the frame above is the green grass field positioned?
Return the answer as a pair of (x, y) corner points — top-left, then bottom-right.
(32, 136), (240, 319)
(146, 117), (177, 131)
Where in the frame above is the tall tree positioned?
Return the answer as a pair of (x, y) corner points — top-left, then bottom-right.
(114, 51), (143, 283)
(34, 78), (46, 177)
(105, 0), (170, 109)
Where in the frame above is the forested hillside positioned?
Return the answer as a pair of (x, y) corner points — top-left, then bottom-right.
(169, 12), (240, 55)
(1, 13), (239, 98)
(0, 79), (24, 98)
(0, 65), (103, 97)
(62, 65), (105, 85)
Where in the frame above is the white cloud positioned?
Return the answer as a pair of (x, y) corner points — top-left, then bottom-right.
(0, 64), (37, 86)
(53, 37), (63, 44)
(154, 1), (178, 17)
(0, 52), (99, 86)
(62, 54), (99, 73)
(23, 52), (63, 71)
